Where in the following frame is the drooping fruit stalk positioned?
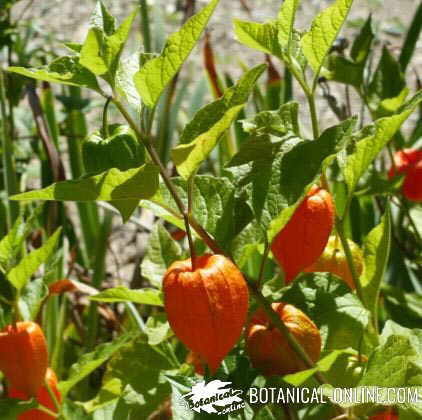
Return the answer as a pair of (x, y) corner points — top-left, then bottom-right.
(0, 322), (48, 396)
(9, 367), (62, 420)
(163, 254), (249, 373)
(186, 351), (206, 376)
(271, 185), (335, 283)
(246, 303), (321, 376)
(304, 235), (364, 289)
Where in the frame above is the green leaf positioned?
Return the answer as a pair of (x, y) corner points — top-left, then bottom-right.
(172, 105), (243, 179)
(171, 64), (266, 179)
(0, 215), (24, 272)
(277, 0), (300, 47)
(350, 15), (374, 64)
(180, 64), (267, 145)
(241, 101), (300, 137)
(116, 52), (141, 111)
(233, 19), (281, 57)
(284, 349), (361, 388)
(280, 273), (370, 352)
(7, 228), (61, 291)
(164, 375), (197, 420)
(134, 0), (220, 107)
(104, 336), (172, 418)
(18, 279), (49, 321)
(141, 224), (182, 288)
(8, 56), (100, 92)
(83, 379), (121, 414)
(58, 332), (133, 397)
(142, 176), (249, 252)
(383, 285), (422, 329)
(228, 117), (355, 241)
(109, 199), (140, 223)
(399, 2), (422, 71)
(301, 0), (353, 78)
(357, 322), (422, 413)
(0, 399), (37, 420)
(10, 163), (159, 203)
(339, 95), (422, 199)
(80, 3), (138, 85)
(91, 286), (163, 306)
(360, 208), (391, 318)
(89, 1), (116, 34)
(368, 46), (407, 116)
(145, 314), (171, 346)
(0, 208), (44, 272)
(325, 55), (363, 88)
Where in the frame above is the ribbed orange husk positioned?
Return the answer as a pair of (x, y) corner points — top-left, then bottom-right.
(304, 236), (363, 290)
(246, 303), (321, 376)
(271, 185), (335, 283)
(163, 254), (249, 373)
(369, 409), (398, 420)
(388, 148), (422, 178)
(403, 161), (422, 202)
(9, 368), (61, 420)
(0, 322), (48, 396)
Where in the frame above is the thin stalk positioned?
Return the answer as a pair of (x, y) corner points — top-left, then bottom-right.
(44, 377), (61, 414)
(51, 294), (67, 375)
(0, 69), (19, 227)
(101, 96), (112, 138)
(188, 216), (225, 255)
(64, 87), (100, 264)
(126, 302), (146, 331)
(257, 235), (270, 289)
(40, 82), (60, 147)
(307, 92), (320, 140)
(37, 405), (58, 418)
(335, 219), (365, 304)
(248, 279), (328, 385)
(86, 210), (113, 350)
(113, 97), (225, 256)
(140, 0), (152, 53)
(112, 98), (185, 213)
(186, 175), (197, 269)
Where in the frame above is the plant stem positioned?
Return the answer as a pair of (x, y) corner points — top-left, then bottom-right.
(257, 235), (270, 289)
(126, 302), (146, 331)
(86, 210), (113, 350)
(37, 405), (58, 418)
(188, 216), (225, 254)
(247, 280), (328, 385)
(139, 0), (152, 53)
(186, 175), (197, 269)
(0, 69), (19, 227)
(307, 92), (320, 140)
(101, 96), (112, 138)
(51, 295), (67, 375)
(112, 97), (225, 256)
(335, 219), (364, 303)
(44, 377), (61, 414)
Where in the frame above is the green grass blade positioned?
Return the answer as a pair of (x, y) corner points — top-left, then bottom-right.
(0, 69), (19, 228)
(399, 2), (422, 71)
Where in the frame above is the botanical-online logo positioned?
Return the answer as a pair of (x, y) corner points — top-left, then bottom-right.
(183, 380), (245, 415)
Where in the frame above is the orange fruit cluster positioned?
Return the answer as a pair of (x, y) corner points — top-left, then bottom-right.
(0, 322), (61, 419)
